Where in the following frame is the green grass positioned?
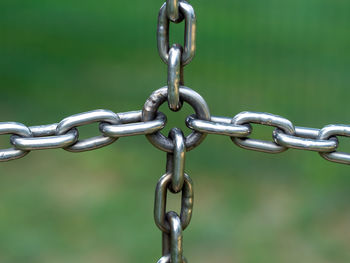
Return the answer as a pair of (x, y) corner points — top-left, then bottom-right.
(1, 0), (350, 262)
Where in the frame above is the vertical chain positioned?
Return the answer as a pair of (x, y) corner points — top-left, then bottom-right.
(157, 0), (196, 111)
(155, 128), (192, 262)
(156, 0), (197, 259)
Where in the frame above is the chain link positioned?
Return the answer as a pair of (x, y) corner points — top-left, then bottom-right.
(232, 111), (295, 153)
(142, 86), (210, 152)
(154, 172), (193, 233)
(157, 0), (196, 66)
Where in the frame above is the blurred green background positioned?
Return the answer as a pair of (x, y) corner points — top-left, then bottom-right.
(1, 0), (350, 262)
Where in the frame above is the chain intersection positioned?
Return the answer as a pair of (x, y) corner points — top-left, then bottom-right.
(2, 0), (349, 262)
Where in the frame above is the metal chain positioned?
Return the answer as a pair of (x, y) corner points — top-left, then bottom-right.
(2, 108), (350, 165)
(1, 109), (166, 161)
(155, 127), (192, 263)
(2, 1), (349, 262)
(186, 111), (350, 165)
(158, 0), (196, 111)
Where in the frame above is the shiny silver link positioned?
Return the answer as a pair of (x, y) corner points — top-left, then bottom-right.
(56, 109), (120, 152)
(0, 122), (32, 161)
(232, 111), (295, 153)
(166, 0), (181, 22)
(117, 110), (143, 124)
(158, 0), (196, 66)
(100, 112), (166, 137)
(29, 123), (59, 137)
(168, 44), (183, 111)
(186, 114), (251, 137)
(273, 128), (337, 152)
(166, 128), (186, 193)
(318, 125), (350, 164)
(154, 173), (193, 233)
(158, 211), (187, 263)
(11, 126), (79, 151)
(294, 126), (320, 139)
(143, 86), (210, 152)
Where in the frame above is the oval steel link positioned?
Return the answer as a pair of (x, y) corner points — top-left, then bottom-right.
(154, 173), (193, 233)
(0, 122), (32, 161)
(318, 125), (350, 164)
(232, 111), (295, 153)
(168, 44), (183, 111)
(142, 86), (210, 152)
(56, 109), (120, 152)
(186, 114), (251, 137)
(100, 112), (166, 137)
(166, 128), (185, 193)
(273, 128), (338, 152)
(11, 123), (79, 150)
(158, 0), (196, 66)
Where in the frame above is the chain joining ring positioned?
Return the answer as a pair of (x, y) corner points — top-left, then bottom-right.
(56, 109), (120, 152)
(158, 0), (196, 66)
(142, 86), (210, 152)
(154, 173), (193, 233)
(318, 125), (350, 164)
(0, 122), (32, 161)
(232, 111), (295, 153)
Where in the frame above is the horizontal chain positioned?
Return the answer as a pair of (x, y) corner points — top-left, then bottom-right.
(2, 108), (350, 165)
(1, 109), (166, 162)
(187, 111), (349, 165)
